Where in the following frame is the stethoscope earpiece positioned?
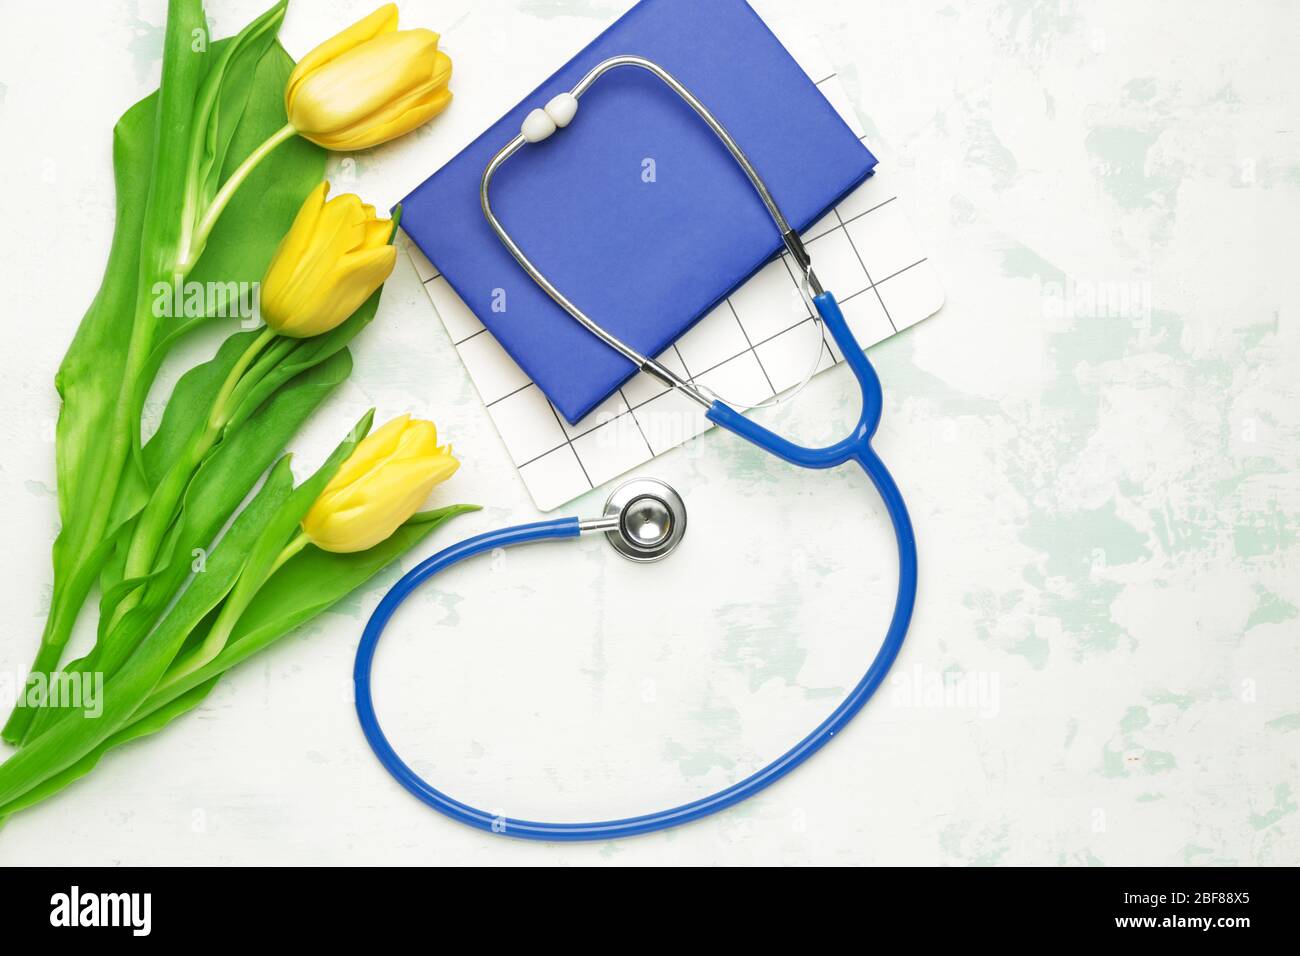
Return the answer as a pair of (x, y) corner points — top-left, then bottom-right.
(601, 478), (687, 562)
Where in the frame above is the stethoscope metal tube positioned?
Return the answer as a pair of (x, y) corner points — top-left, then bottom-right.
(480, 55), (824, 406)
(356, 56), (918, 841)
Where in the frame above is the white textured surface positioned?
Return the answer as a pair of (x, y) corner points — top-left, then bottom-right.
(0, 0), (1297, 865)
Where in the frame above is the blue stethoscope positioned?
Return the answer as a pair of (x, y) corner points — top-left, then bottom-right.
(355, 57), (917, 841)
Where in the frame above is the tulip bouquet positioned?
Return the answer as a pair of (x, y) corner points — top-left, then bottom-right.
(0, 2), (470, 818)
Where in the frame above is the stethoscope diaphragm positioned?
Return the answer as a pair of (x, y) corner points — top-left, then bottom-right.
(602, 478), (687, 563)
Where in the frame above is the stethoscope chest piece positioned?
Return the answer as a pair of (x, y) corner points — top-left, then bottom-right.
(603, 478), (687, 563)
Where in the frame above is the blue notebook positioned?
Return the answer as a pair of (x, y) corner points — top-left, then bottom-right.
(400, 0), (876, 424)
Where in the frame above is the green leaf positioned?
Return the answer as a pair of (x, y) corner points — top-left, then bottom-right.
(111, 329), (263, 540)
(195, 410), (380, 650)
(1, 0), (210, 745)
(138, 0), (211, 271)
(13, 95), (159, 744)
(145, 330), (262, 484)
(0, 459), (297, 810)
(187, 1), (289, 223)
(97, 349), (356, 677)
(144, 505), (480, 717)
(225, 288), (384, 434)
(128, 39), (326, 460)
(237, 505), (483, 649)
(0, 501), (479, 819)
(24, 347), (355, 746)
(185, 42), (325, 301)
(4, 27), (326, 742)
(52, 97), (154, 548)
(0, 679), (220, 820)
(121, 40), (329, 508)
(97, 41), (334, 625)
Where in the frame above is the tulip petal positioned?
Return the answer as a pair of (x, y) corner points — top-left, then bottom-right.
(301, 415), (460, 553)
(325, 413), (410, 492)
(302, 505), (383, 553)
(261, 181), (329, 301)
(310, 50), (453, 150)
(394, 418), (441, 456)
(326, 454), (454, 518)
(286, 3), (400, 112)
(314, 84), (453, 151)
(266, 194), (371, 329)
(261, 177), (400, 339)
(320, 414), (436, 508)
(306, 458), (451, 553)
(328, 242), (396, 305)
(363, 218), (393, 248)
(288, 30), (441, 138)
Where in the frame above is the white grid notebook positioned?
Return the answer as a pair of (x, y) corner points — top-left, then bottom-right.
(406, 15), (945, 511)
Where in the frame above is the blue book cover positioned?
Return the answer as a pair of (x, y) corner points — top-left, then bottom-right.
(401, 0), (876, 424)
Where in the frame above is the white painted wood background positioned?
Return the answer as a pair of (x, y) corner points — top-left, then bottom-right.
(0, 0), (1295, 865)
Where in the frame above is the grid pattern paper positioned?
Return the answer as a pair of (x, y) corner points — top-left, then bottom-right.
(407, 16), (945, 512)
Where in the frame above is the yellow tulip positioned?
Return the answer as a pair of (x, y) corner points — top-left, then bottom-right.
(260, 181), (396, 338)
(302, 415), (459, 553)
(285, 4), (453, 151)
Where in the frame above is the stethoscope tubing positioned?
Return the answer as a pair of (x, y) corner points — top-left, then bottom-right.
(358, 54), (920, 840)
(353, 439), (916, 842)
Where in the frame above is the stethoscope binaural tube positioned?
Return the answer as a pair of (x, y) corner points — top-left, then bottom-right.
(480, 55), (826, 409)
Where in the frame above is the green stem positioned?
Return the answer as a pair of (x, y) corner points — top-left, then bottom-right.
(220, 335), (299, 425)
(267, 530), (310, 578)
(209, 326), (278, 430)
(116, 327), (277, 588)
(180, 122), (296, 272)
(158, 531), (309, 693)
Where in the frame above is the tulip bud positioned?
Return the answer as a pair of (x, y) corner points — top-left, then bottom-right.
(302, 415), (459, 553)
(260, 181), (396, 338)
(286, 4), (453, 151)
